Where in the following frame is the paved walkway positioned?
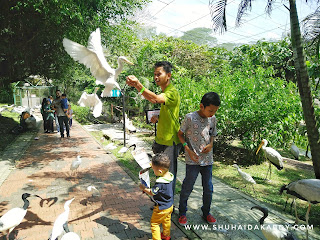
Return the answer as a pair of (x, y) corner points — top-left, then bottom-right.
(0, 115), (187, 240)
(1, 115), (320, 240)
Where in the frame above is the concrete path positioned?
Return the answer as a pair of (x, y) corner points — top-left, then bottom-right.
(0, 115), (187, 240)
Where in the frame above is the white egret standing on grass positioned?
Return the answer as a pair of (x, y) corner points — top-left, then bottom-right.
(49, 198), (75, 240)
(232, 164), (256, 194)
(78, 87), (102, 118)
(256, 139), (283, 180)
(70, 155), (82, 177)
(63, 28), (134, 97)
(251, 205), (297, 240)
(280, 179), (320, 239)
(0, 193), (42, 240)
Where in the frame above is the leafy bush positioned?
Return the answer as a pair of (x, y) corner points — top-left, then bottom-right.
(71, 105), (91, 124)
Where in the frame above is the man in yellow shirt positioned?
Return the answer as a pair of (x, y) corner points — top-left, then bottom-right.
(126, 61), (180, 196)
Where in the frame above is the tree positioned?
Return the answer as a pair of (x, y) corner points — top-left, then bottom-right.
(209, 0), (320, 179)
(180, 27), (217, 47)
(0, 0), (148, 89)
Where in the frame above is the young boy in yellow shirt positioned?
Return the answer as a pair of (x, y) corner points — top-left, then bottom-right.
(140, 153), (174, 240)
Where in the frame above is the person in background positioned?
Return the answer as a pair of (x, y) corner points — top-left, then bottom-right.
(177, 92), (220, 226)
(126, 61), (181, 197)
(44, 98), (54, 133)
(66, 104), (73, 128)
(139, 153), (174, 240)
(40, 98), (48, 132)
(52, 89), (70, 138)
(61, 93), (69, 113)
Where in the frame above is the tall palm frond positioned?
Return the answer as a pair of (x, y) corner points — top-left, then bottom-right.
(302, 7), (320, 42)
(265, 0), (275, 16)
(302, 7), (320, 59)
(236, 0), (253, 27)
(209, 0), (227, 33)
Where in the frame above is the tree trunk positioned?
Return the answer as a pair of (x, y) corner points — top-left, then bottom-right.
(289, 0), (320, 179)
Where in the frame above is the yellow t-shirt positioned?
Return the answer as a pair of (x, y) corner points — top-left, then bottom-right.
(155, 83), (180, 146)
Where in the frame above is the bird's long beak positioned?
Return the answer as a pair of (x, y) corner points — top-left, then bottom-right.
(125, 59), (134, 65)
(256, 142), (263, 155)
(34, 194), (43, 200)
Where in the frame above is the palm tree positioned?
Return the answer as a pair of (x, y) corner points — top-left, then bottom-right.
(209, 0), (320, 179)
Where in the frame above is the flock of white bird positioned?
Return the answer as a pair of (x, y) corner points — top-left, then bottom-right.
(0, 155), (87, 239)
(0, 194), (79, 240)
(234, 139), (320, 240)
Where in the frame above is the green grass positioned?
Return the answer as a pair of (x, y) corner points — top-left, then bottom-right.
(213, 160), (320, 228)
(89, 130), (182, 194)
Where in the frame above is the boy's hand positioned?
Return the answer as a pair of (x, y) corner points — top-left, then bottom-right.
(201, 143), (213, 153)
(139, 183), (146, 191)
(126, 75), (139, 87)
(187, 148), (199, 163)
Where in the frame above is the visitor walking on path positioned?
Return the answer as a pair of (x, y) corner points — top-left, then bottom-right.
(52, 89), (70, 138)
(177, 92), (220, 226)
(126, 61), (181, 196)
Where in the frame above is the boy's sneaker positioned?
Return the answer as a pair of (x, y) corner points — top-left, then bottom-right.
(178, 215), (188, 226)
(161, 233), (171, 240)
(204, 214), (216, 225)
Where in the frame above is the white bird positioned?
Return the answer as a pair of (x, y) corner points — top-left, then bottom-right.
(118, 144), (136, 154)
(63, 28), (134, 97)
(280, 179), (320, 239)
(256, 139), (283, 180)
(251, 205), (297, 240)
(78, 88), (102, 118)
(122, 113), (136, 133)
(0, 193), (42, 240)
(290, 142), (300, 160)
(49, 198), (75, 240)
(61, 222), (80, 240)
(70, 155), (82, 176)
(104, 143), (117, 151)
(232, 164), (256, 193)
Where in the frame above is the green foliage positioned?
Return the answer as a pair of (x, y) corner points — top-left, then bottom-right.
(180, 27), (217, 47)
(72, 105), (91, 125)
(0, 0), (148, 88)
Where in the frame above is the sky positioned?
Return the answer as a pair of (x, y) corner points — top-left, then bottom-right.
(137, 0), (319, 45)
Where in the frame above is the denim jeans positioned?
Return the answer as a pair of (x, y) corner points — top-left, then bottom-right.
(179, 164), (213, 217)
(58, 116), (70, 137)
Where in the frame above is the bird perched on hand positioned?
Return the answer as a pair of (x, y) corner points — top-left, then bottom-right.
(61, 222), (80, 240)
(63, 28), (134, 97)
(251, 205), (297, 240)
(0, 193), (42, 240)
(78, 87), (102, 118)
(256, 139), (283, 180)
(280, 179), (320, 240)
(70, 155), (82, 177)
(49, 198), (75, 240)
(232, 164), (256, 193)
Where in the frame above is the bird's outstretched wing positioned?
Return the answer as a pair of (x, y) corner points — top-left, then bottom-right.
(63, 28), (113, 84)
(92, 94), (102, 118)
(77, 92), (89, 107)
